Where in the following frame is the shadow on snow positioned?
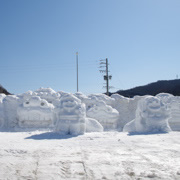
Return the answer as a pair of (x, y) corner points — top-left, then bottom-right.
(127, 131), (169, 136)
(25, 132), (79, 140)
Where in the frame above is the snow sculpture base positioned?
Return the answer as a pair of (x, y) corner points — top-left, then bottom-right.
(55, 118), (85, 135)
(123, 96), (171, 134)
(54, 94), (86, 135)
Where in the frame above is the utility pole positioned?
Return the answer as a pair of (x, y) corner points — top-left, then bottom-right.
(99, 58), (112, 96)
(76, 52), (79, 92)
(106, 58), (109, 96)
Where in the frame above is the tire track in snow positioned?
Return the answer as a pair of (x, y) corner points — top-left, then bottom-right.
(78, 138), (95, 180)
(119, 136), (180, 179)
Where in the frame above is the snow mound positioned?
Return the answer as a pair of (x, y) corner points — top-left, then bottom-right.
(123, 96), (171, 134)
(54, 94), (86, 135)
(86, 118), (104, 132)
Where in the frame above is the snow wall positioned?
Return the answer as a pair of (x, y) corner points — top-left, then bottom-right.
(0, 88), (180, 133)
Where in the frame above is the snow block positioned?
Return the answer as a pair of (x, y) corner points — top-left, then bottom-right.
(3, 95), (20, 129)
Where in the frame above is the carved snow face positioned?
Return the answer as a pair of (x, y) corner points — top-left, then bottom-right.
(89, 103), (112, 114)
(62, 99), (78, 112)
(57, 94), (86, 121)
(146, 97), (161, 111)
(156, 93), (173, 104)
(17, 96), (54, 128)
(34, 88), (61, 105)
(23, 96), (50, 108)
(139, 96), (168, 120)
(60, 94), (82, 113)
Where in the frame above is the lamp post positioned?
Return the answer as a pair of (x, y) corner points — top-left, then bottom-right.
(76, 52), (79, 92)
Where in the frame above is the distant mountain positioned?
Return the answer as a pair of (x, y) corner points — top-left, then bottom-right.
(0, 85), (11, 95)
(112, 79), (180, 98)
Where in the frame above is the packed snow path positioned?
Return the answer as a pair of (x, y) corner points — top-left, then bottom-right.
(0, 132), (180, 180)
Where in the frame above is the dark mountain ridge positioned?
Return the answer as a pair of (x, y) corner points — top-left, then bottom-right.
(1, 79), (180, 97)
(0, 85), (11, 95)
(112, 79), (180, 98)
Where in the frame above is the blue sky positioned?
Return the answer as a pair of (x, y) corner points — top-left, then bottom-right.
(0, 0), (180, 94)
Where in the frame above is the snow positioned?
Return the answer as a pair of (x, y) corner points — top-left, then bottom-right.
(0, 131), (180, 179)
(1, 88), (180, 179)
(123, 96), (171, 134)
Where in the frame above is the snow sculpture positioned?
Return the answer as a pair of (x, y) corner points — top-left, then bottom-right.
(17, 96), (54, 128)
(123, 96), (171, 133)
(74, 93), (98, 111)
(34, 88), (61, 106)
(88, 94), (115, 107)
(74, 92), (88, 101)
(156, 93), (174, 108)
(87, 100), (119, 130)
(55, 94), (86, 135)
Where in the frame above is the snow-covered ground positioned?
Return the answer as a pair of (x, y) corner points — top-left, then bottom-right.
(0, 131), (180, 180)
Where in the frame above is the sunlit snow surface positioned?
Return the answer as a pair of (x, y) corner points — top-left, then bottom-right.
(0, 131), (180, 180)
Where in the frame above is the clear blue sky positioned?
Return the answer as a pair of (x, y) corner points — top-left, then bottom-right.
(0, 0), (180, 94)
